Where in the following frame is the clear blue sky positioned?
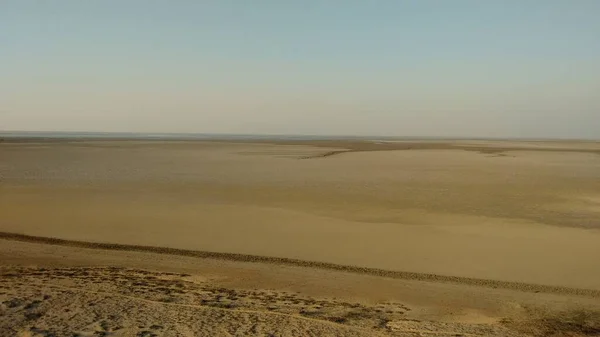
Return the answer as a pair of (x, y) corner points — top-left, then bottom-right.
(2, 1), (599, 138)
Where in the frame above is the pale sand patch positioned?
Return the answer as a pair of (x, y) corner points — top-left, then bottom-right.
(564, 195), (600, 213)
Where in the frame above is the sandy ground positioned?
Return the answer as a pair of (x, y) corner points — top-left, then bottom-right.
(1, 139), (600, 336)
(2, 239), (599, 337)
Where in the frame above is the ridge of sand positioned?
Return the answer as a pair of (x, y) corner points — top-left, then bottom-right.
(2, 232), (599, 299)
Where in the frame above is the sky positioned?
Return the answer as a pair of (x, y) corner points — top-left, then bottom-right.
(1, 1), (599, 138)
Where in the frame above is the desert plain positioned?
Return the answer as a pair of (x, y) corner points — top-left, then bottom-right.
(1, 139), (600, 336)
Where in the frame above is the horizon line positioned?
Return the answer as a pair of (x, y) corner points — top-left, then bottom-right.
(1, 130), (599, 142)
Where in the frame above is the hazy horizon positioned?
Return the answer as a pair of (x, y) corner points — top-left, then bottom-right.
(2, 1), (599, 139)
